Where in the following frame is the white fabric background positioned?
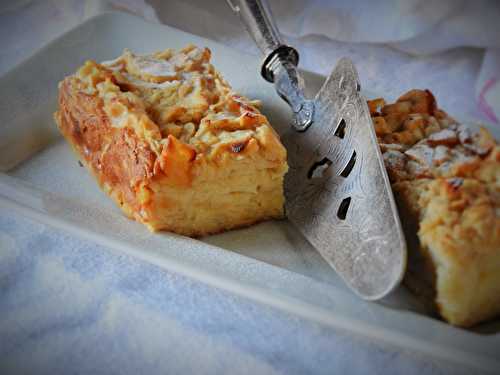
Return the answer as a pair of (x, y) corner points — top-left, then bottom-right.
(0, 1), (498, 374)
(1, 0), (499, 123)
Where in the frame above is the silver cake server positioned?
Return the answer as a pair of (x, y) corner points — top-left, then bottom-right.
(227, 0), (406, 299)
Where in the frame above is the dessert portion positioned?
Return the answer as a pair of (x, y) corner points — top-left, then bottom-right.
(369, 90), (500, 327)
(55, 45), (288, 236)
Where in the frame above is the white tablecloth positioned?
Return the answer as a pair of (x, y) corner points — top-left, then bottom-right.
(1, 1), (498, 374)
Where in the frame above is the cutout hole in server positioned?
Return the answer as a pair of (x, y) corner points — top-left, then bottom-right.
(334, 118), (346, 139)
(308, 157), (332, 179)
(337, 197), (351, 220)
(340, 151), (356, 178)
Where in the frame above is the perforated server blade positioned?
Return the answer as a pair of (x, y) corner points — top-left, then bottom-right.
(228, 0), (407, 299)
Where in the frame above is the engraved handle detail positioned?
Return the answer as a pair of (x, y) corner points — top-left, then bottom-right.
(227, 0), (314, 131)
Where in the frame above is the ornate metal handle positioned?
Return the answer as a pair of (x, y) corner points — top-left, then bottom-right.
(227, 0), (314, 131)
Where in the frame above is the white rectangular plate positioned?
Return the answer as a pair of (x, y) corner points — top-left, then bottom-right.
(0, 11), (498, 373)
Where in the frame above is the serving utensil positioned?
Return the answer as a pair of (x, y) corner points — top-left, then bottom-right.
(227, 0), (406, 299)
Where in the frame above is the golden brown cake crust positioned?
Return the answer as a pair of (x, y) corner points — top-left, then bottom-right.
(55, 45), (288, 236)
(368, 90), (500, 327)
(57, 78), (156, 219)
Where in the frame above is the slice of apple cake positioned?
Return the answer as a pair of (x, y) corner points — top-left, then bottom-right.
(369, 90), (500, 327)
(55, 45), (288, 236)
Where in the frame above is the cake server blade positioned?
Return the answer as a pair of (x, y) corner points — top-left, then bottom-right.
(228, 0), (407, 299)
